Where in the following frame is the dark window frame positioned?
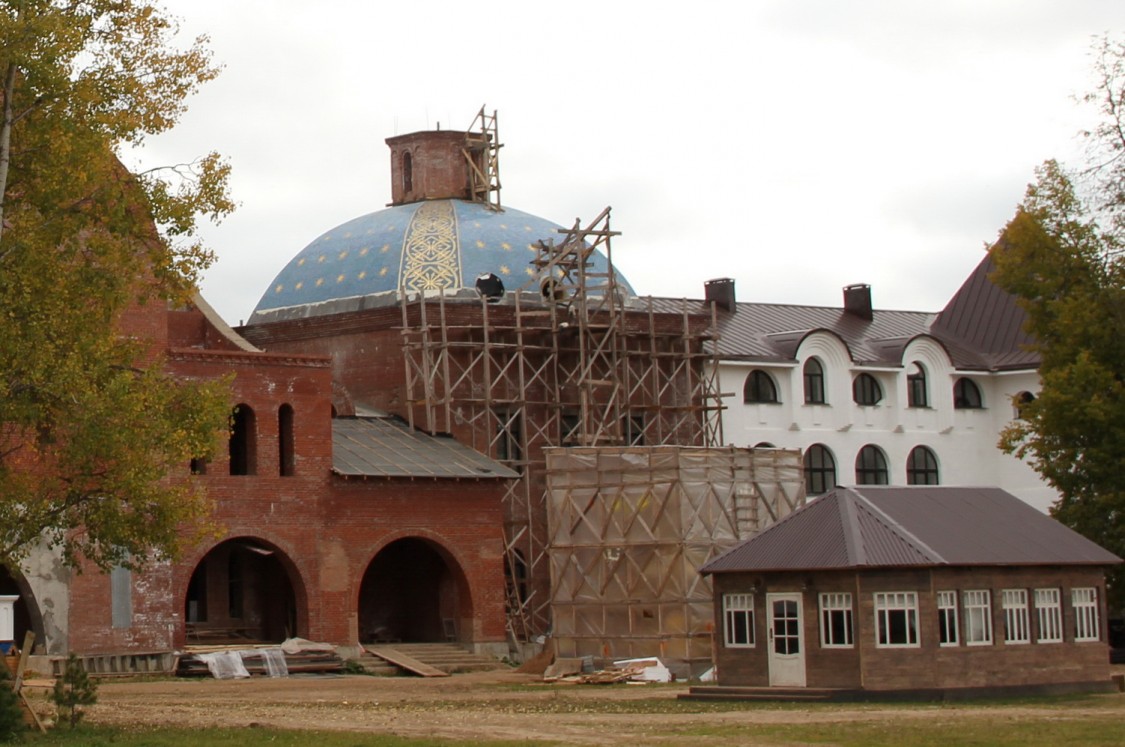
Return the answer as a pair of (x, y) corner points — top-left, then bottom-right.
(855, 444), (889, 485)
(852, 373), (883, 406)
(744, 370), (780, 404)
(803, 444), (837, 495)
(906, 445), (940, 485)
(953, 377), (983, 409)
(907, 363), (928, 408)
(803, 358), (826, 404)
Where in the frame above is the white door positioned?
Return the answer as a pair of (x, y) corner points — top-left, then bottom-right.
(767, 592), (806, 687)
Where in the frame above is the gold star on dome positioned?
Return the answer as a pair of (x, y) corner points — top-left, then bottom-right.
(473, 221), (481, 228)
(527, 244), (537, 252)
(295, 281), (304, 290)
(316, 278), (324, 286)
(500, 223), (508, 229)
(338, 250), (349, 260)
(337, 274), (346, 283)
(380, 244), (390, 253)
(317, 255), (326, 263)
(500, 265), (510, 275)
(298, 258), (306, 266)
(476, 240), (486, 249)
(501, 242), (511, 250)
(343, 232), (352, 238)
(275, 284), (284, 293)
(359, 247), (370, 256)
(525, 267), (535, 276)
(358, 271), (367, 280)
(524, 225), (533, 231)
(379, 267), (388, 276)
(320, 234), (332, 242)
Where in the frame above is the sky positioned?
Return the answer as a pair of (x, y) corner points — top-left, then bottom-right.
(137, 0), (1125, 326)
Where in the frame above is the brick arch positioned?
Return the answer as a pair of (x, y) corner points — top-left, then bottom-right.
(357, 531), (475, 644)
(177, 534), (310, 647)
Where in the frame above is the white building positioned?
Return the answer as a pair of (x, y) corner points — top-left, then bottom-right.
(684, 255), (1054, 512)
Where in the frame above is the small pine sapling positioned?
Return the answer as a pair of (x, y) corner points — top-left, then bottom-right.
(0, 663), (25, 741)
(50, 654), (97, 729)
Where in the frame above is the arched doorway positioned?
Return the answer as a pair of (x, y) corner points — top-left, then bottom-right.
(359, 538), (471, 644)
(0, 567), (44, 652)
(184, 538), (302, 644)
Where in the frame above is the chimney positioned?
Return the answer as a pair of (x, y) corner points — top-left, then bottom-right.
(705, 278), (736, 312)
(843, 283), (873, 321)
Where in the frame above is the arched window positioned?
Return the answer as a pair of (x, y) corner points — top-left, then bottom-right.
(743, 370), (779, 404)
(852, 373), (883, 406)
(402, 151), (413, 193)
(278, 404), (295, 477)
(906, 446), (939, 485)
(803, 358), (826, 404)
(1016, 391), (1036, 419)
(228, 404), (257, 476)
(907, 363), (928, 408)
(855, 445), (889, 485)
(804, 444), (837, 496)
(953, 377), (983, 409)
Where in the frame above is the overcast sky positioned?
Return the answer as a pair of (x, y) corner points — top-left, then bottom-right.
(138, 1), (1124, 326)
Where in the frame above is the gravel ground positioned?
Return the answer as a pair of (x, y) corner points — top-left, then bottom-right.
(14, 669), (1123, 745)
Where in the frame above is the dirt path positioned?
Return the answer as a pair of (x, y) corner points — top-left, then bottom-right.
(22, 670), (1125, 745)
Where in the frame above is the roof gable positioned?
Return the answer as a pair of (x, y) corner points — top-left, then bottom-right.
(702, 486), (1121, 573)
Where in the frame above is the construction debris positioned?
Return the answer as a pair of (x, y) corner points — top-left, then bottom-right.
(542, 656), (674, 685)
(176, 639), (342, 678)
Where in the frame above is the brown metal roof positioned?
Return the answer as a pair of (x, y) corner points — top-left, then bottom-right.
(929, 252), (1039, 370)
(332, 416), (518, 480)
(702, 486), (1121, 573)
(648, 252), (1041, 372)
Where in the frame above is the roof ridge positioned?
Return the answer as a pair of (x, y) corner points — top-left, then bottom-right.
(851, 489), (947, 563)
(837, 488), (867, 566)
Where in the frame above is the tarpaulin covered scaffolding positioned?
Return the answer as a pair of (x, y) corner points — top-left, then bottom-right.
(546, 445), (804, 678)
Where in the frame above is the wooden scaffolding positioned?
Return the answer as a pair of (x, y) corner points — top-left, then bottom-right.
(399, 208), (724, 641)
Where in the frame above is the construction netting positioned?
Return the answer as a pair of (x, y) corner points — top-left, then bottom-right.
(545, 445), (804, 678)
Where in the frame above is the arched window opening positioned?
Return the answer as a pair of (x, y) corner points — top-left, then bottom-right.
(229, 404), (257, 476)
(278, 404), (295, 477)
(907, 363), (928, 408)
(804, 444), (837, 496)
(852, 373), (883, 406)
(743, 370), (780, 404)
(402, 151), (413, 193)
(190, 458), (207, 475)
(953, 377), (983, 409)
(1016, 391), (1036, 419)
(754, 441), (777, 449)
(906, 446), (940, 485)
(855, 445), (889, 485)
(803, 358), (826, 404)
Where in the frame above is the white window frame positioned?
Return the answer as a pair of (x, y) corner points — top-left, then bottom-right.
(819, 592), (854, 648)
(873, 591), (919, 648)
(963, 589), (993, 646)
(1001, 589), (1030, 644)
(937, 590), (959, 647)
(723, 593), (756, 648)
(1034, 588), (1063, 643)
(1073, 587), (1100, 642)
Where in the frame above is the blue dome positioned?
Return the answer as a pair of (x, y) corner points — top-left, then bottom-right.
(252, 199), (632, 320)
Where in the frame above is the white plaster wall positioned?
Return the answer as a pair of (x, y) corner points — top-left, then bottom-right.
(20, 543), (71, 655)
(718, 342), (1056, 513)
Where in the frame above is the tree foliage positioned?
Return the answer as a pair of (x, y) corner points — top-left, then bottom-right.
(0, 1), (234, 571)
(991, 36), (1125, 606)
(50, 652), (97, 729)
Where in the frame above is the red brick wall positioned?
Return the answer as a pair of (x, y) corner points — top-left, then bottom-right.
(712, 567), (1113, 692)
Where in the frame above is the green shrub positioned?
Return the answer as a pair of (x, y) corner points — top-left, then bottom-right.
(50, 653), (97, 729)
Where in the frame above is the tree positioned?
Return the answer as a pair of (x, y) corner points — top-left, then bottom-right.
(0, 1), (234, 571)
(990, 36), (1125, 609)
(50, 652), (97, 729)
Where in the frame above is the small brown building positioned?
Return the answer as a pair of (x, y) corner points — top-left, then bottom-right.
(698, 486), (1120, 698)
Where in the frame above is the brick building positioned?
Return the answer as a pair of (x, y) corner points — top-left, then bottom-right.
(10, 294), (511, 659)
(695, 486), (1120, 697)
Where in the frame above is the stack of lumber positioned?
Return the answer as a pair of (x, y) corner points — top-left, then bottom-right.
(176, 644), (342, 677)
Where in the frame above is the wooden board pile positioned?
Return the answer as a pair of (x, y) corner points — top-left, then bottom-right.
(176, 644), (342, 677)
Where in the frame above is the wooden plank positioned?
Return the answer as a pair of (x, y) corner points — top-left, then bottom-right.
(365, 646), (449, 678)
